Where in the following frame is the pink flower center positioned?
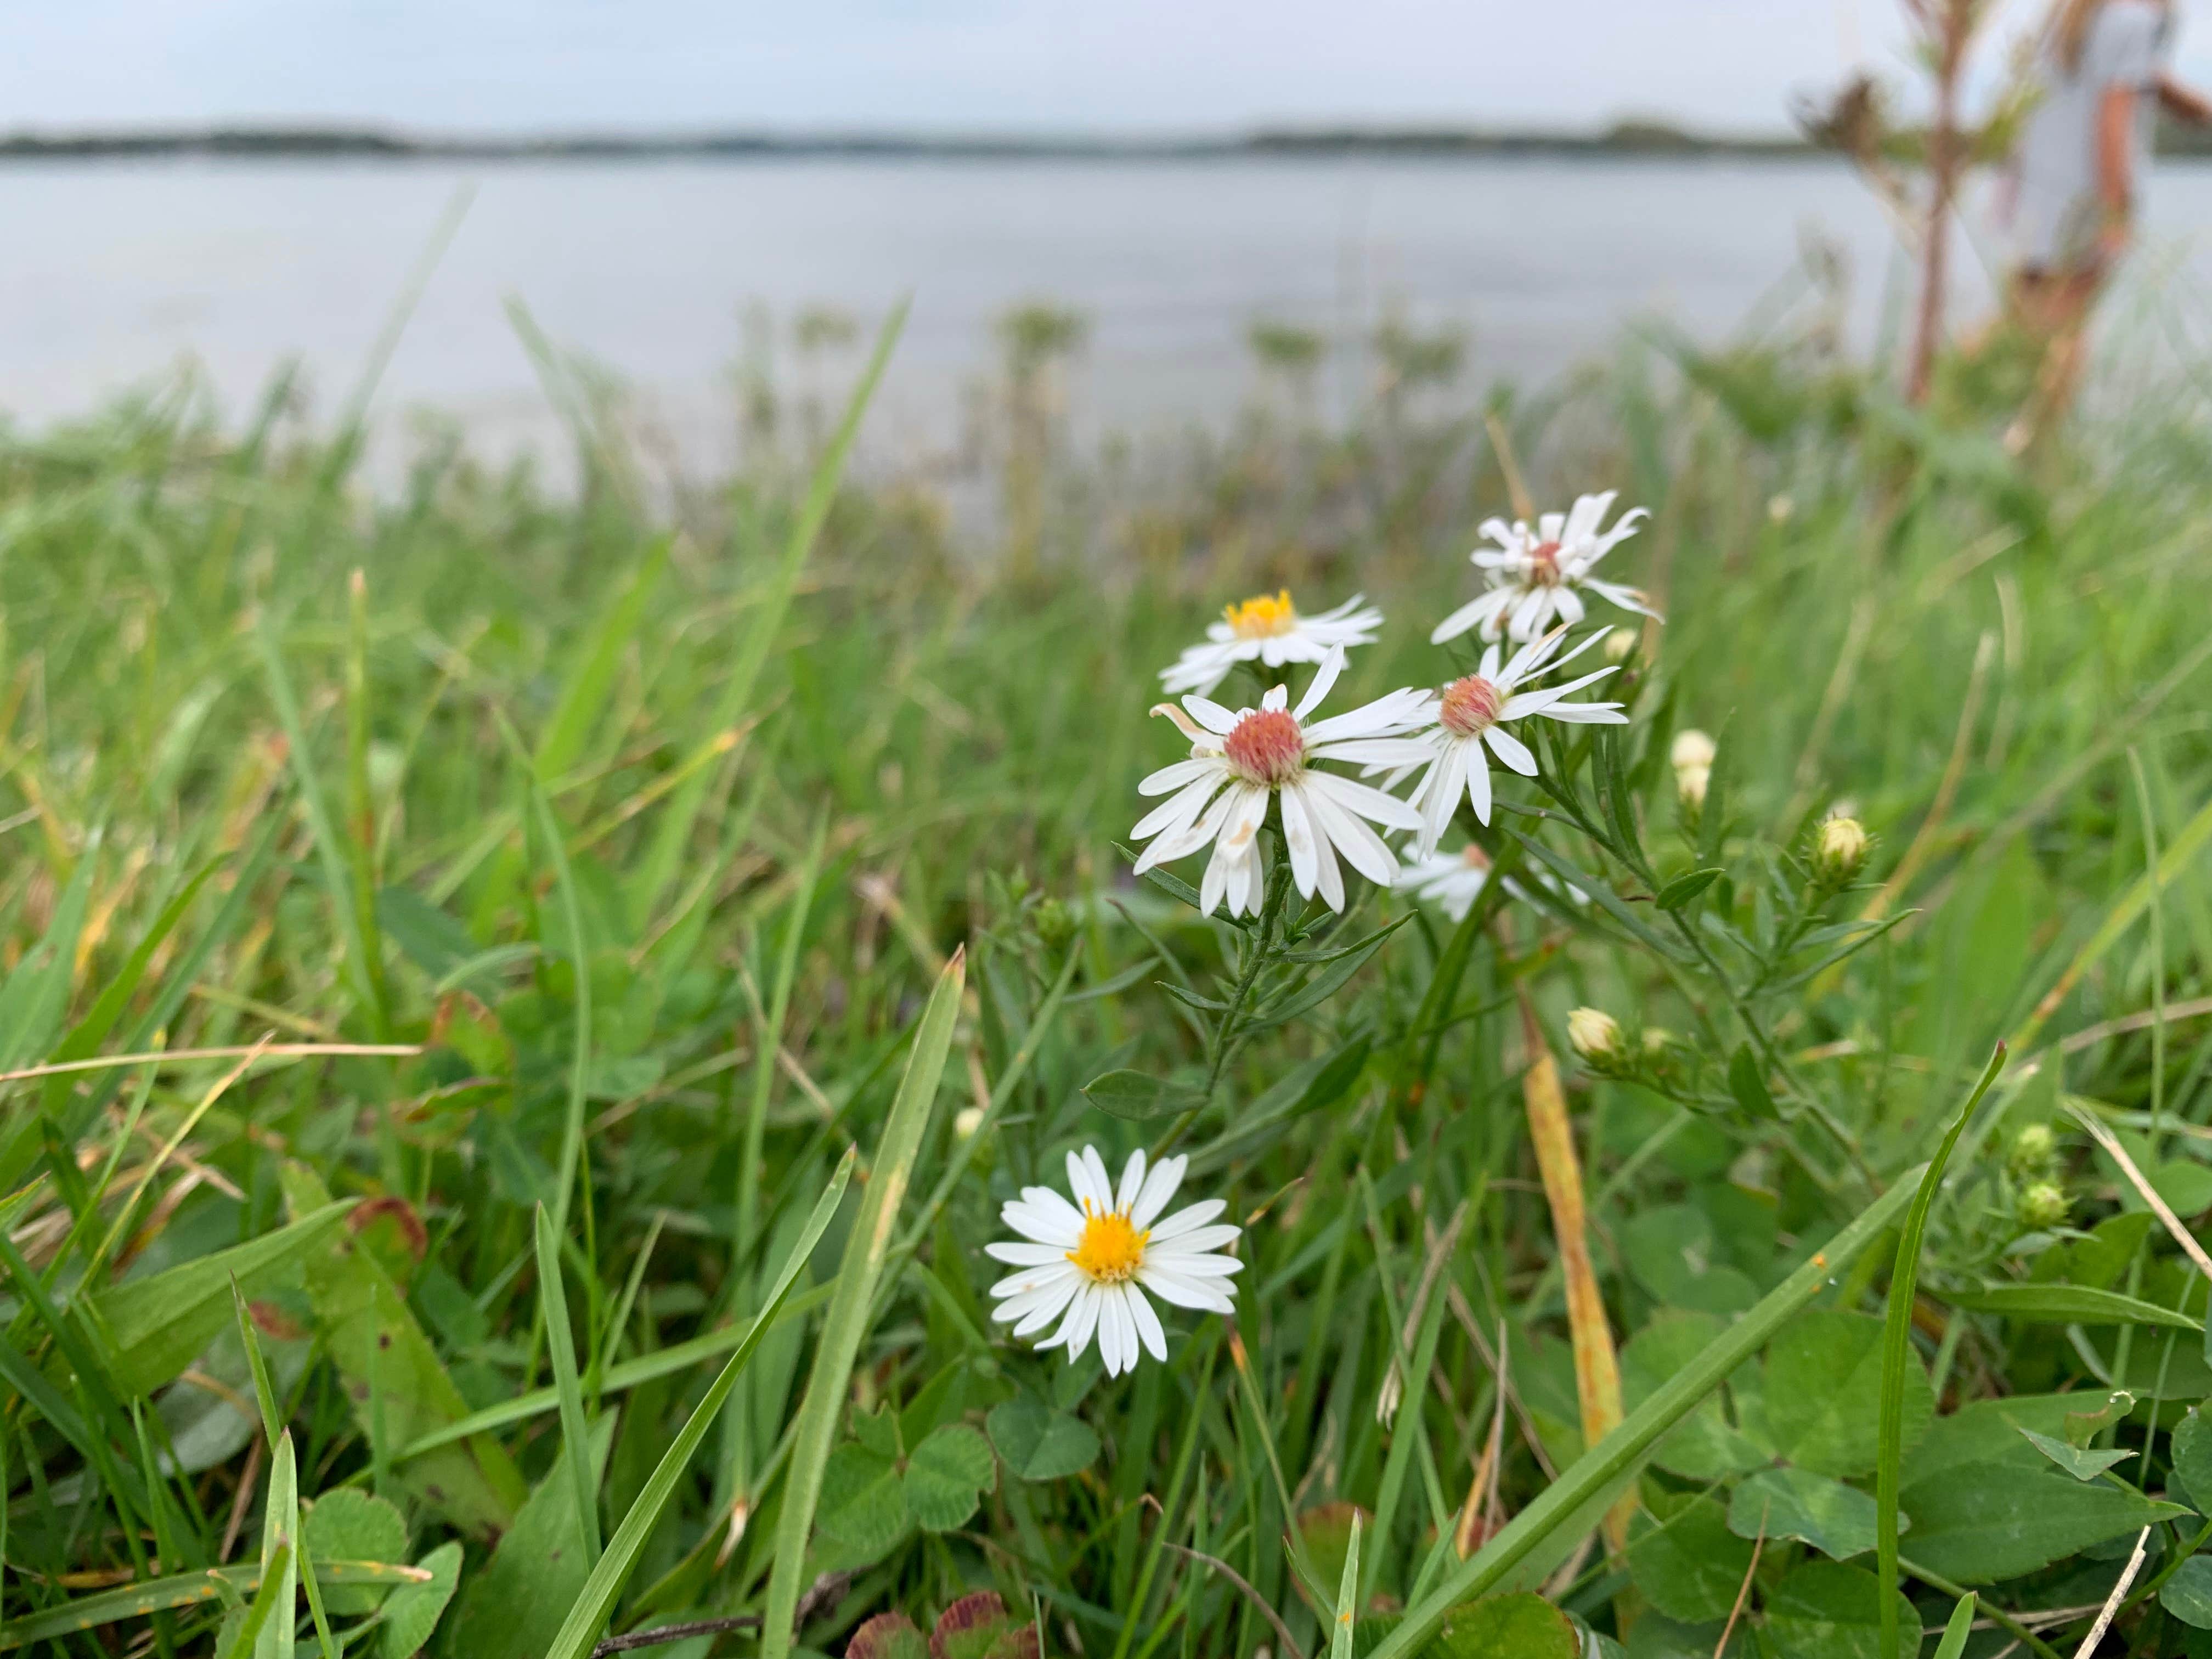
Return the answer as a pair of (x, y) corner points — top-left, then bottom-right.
(1460, 843), (1492, 871)
(1222, 708), (1306, 786)
(1527, 540), (1564, 586)
(1437, 676), (1503, 738)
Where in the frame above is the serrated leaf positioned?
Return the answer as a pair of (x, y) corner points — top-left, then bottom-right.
(1081, 1068), (1209, 1121)
(1654, 867), (1724, 912)
(986, 1396), (1099, 1481)
(905, 1422), (995, 1532)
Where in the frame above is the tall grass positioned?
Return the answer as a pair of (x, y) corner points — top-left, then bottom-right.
(0, 294), (2209, 1658)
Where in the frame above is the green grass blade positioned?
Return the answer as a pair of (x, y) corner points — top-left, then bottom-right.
(1932, 1592), (1977, 1659)
(536, 1201), (602, 1562)
(526, 757), (594, 1239)
(633, 298), (907, 916)
(539, 1148), (855, 1659)
(0, 1564), (425, 1652)
(255, 1434), (298, 1659)
(215, 1544), (292, 1659)
(1329, 1512), (1361, 1659)
(1369, 1164), (1925, 1659)
(759, 947), (963, 1659)
(231, 1278), (284, 1447)
(1878, 1045), (2006, 1659)
(536, 539), (670, 783)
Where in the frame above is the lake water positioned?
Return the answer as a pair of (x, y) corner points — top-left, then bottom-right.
(9, 155), (2212, 469)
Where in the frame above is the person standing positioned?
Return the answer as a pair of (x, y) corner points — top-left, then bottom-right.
(2005, 0), (2211, 445)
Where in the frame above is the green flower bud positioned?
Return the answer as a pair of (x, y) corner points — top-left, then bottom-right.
(2017, 1180), (2070, 1231)
(1813, 816), (1870, 887)
(2009, 1122), (2057, 1176)
(1567, 1007), (1627, 1073)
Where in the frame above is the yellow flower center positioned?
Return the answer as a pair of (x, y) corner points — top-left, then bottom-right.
(1066, 1201), (1148, 1284)
(1224, 589), (1297, 639)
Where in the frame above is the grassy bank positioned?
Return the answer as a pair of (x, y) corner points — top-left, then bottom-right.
(1, 312), (2209, 1659)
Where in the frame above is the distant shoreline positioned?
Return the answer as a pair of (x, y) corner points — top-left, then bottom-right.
(1, 120), (1822, 162)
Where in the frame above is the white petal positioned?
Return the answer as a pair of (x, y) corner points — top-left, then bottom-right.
(1484, 725), (1538, 777)
(1131, 1155), (1189, 1228)
(1278, 778), (1321, 900)
(991, 1262), (1078, 1301)
(1138, 757), (1222, 798)
(1042, 1283), (1099, 1358)
(1149, 1198), (1229, 1240)
(1003, 1190), (1084, 1246)
(1131, 772), (1228, 842)
(1293, 645), (1346, 720)
(1138, 1263), (1237, 1313)
(986, 1241), (1070, 1267)
(1181, 696), (1240, 735)
(1301, 778), (1395, 889)
(1066, 1149), (1107, 1213)
(1150, 1223), (1244, 1255)
(1116, 1148), (1148, 1212)
(1128, 1284), (1169, 1362)
(1465, 740), (1493, 823)
(1082, 1147), (1115, 1214)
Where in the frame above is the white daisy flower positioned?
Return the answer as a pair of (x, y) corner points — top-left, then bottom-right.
(1401, 628), (1629, 854)
(1393, 842), (1496, 922)
(986, 1147), (1242, 1376)
(1393, 841), (1585, 921)
(1432, 490), (1660, 645)
(1132, 646), (1431, 917)
(1159, 589), (1384, 699)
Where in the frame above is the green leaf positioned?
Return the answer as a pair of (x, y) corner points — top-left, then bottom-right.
(759, 953), (964, 1659)
(379, 1542), (461, 1659)
(1081, 1068), (1208, 1121)
(91, 1202), (352, 1397)
(1897, 1459), (2186, 1583)
(2164, 1556), (2212, 1630)
(1908, 1393), (2089, 1481)
(1368, 1165), (1924, 1659)
(1940, 1282), (2204, 1330)
(280, 1165), (525, 1536)
(1763, 1560), (1916, 1659)
(2018, 1427), (2132, 1481)
(446, 1419), (615, 1659)
(1249, 916), (1407, 1031)
(535, 1155), (853, 1659)
(1619, 1311), (1768, 1480)
(2174, 1406), (2212, 1511)
(301, 1491), (407, 1616)
(1627, 1495), (1752, 1623)
(1932, 1594), (1977, 1659)
(1725, 1043), (1778, 1119)
(2062, 1389), (2136, 1446)
(815, 1443), (907, 1561)
(930, 1592), (1037, 1659)
(1427, 1593), (1578, 1659)
(215, 1544), (294, 1659)
(1767, 1310), (1932, 1479)
(374, 886), (480, 984)
(256, 1433), (300, 1659)
(905, 1421), (996, 1532)
(1727, 1468), (1889, 1561)
(1654, 866), (1724, 911)
(987, 1396), (1101, 1481)
(535, 540), (669, 781)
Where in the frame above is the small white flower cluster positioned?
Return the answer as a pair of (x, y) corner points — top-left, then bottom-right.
(1132, 490), (1657, 921)
(986, 492), (1658, 1378)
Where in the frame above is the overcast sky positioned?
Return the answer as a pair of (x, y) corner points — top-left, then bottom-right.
(8, 1), (2211, 136)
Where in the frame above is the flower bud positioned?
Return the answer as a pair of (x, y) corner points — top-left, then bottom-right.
(1813, 816), (1870, 887)
(1567, 1007), (1626, 1070)
(1604, 627), (1639, 663)
(1670, 729), (1717, 772)
(2009, 1122), (2057, 1176)
(2017, 1179), (2070, 1231)
(953, 1105), (986, 1138)
(1675, 763), (1710, 825)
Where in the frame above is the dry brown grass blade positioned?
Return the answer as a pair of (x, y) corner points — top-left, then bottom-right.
(0, 1041), (419, 1086)
(1516, 989), (1630, 1553)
